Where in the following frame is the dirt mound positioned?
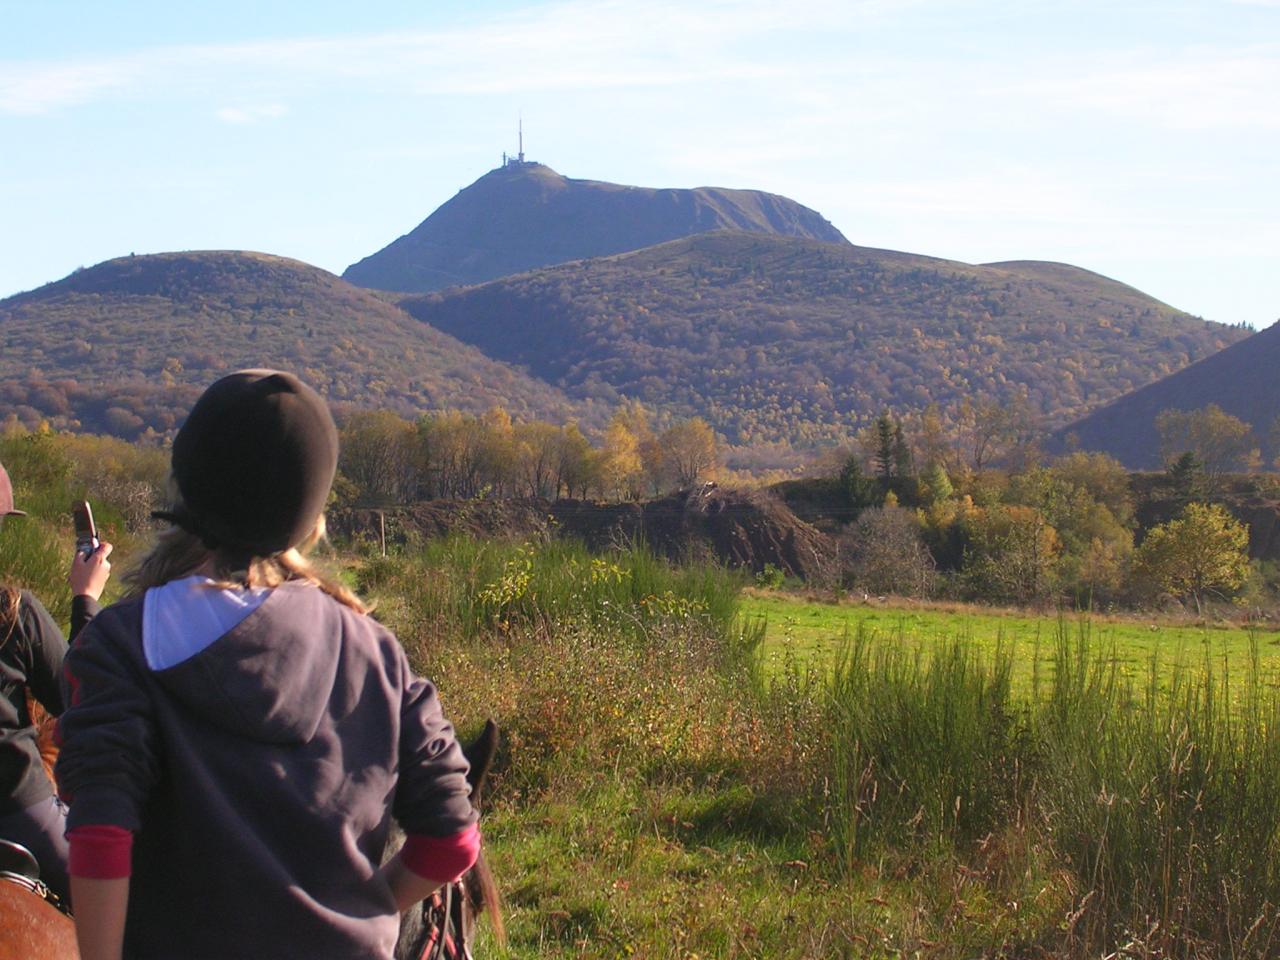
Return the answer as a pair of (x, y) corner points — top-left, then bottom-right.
(331, 486), (838, 581)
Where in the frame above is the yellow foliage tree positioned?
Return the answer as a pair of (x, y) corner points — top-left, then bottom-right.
(1131, 502), (1249, 613)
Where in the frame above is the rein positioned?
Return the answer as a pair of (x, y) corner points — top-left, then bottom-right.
(413, 878), (474, 960)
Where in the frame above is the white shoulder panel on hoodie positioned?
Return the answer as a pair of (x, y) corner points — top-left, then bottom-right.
(143, 575), (271, 671)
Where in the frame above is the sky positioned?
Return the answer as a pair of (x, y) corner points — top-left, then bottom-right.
(2, 0), (1277, 328)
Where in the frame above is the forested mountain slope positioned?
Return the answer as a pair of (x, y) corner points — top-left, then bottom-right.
(397, 231), (1246, 446)
(0, 251), (585, 437)
(1056, 320), (1280, 468)
(342, 162), (847, 293)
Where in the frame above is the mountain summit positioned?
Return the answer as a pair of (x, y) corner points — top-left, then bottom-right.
(342, 161), (848, 293)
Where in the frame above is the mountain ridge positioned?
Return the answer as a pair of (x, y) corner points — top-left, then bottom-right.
(395, 230), (1247, 446)
(342, 161), (848, 293)
(0, 251), (585, 437)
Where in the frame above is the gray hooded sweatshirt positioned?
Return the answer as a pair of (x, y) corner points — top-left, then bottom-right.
(55, 580), (476, 959)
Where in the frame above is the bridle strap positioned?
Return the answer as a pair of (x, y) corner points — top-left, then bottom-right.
(416, 880), (473, 960)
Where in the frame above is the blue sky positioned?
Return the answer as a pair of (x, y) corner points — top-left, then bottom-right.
(2, 0), (1277, 328)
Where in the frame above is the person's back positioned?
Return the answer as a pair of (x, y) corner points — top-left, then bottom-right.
(55, 371), (478, 960)
(62, 578), (471, 958)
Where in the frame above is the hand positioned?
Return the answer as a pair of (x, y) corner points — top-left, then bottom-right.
(69, 542), (113, 601)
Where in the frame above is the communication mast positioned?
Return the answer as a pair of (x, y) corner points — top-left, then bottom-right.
(503, 117), (528, 168)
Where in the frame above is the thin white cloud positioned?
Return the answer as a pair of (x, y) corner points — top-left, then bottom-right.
(0, 60), (138, 115)
(0, 0), (929, 115)
(1031, 47), (1280, 131)
(215, 104), (288, 125)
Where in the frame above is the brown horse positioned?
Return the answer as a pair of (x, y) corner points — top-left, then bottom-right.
(0, 701), (75, 960)
(0, 841), (77, 960)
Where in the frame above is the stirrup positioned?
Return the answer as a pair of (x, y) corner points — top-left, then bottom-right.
(0, 838), (40, 881)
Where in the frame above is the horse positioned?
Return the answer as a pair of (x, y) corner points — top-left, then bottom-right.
(395, 718), (505, 960)
(0, 698), (77, 960)
(0, 839), (77, 960)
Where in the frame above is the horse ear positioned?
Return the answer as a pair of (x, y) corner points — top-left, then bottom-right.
(463, 718), (499, 805)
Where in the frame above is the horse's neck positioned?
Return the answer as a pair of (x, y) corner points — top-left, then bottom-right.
(0, 880), (78, 960)
(25, 694), (59, 787)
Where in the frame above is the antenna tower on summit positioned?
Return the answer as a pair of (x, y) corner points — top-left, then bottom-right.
(503, 117), (528, 168)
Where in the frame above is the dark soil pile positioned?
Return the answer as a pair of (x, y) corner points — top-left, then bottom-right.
(331, 486), (838, 581)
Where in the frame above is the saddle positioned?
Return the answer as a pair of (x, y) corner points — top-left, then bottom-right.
(0, 838), (69, 915)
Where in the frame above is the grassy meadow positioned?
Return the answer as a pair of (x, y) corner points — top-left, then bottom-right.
(6, 435), (1280, 957)
(744, 591), (1280, 693)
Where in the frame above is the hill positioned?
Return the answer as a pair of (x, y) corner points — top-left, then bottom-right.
(1054, 321), (1280, 468)
(0, 251), (585, 437)
(342, 161), (848, 293)
(396, 231), (1248, 446)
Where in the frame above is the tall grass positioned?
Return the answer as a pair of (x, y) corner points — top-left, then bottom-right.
(355, 534), (746, 652)
(819, 618), (1280, 953)
(827, 626), (1021, 864)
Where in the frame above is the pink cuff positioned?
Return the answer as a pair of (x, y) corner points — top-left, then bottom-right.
(68, 825), (133, 879)
(400, 824), (480, 884)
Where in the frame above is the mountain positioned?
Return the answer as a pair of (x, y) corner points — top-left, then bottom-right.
(1054, 321), (1280, 469)
(396, 231), (1248, 446)
(342, 161), (848, 293)
(0, 251), (584, 437)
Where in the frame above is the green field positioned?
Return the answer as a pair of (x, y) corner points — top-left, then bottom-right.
(743, 591), (1280, 690)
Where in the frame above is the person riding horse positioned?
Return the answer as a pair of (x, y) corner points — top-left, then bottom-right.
(0, 459), (112, 906)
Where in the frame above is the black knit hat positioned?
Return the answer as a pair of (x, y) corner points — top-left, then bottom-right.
(157, 370), (338, 556)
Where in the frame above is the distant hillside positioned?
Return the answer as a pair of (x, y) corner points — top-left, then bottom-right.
(342, 161), (847, 293)
(397, 232), (1247, 446)
(0, 251), (584, 437)
(1054, 321), (1280, 468)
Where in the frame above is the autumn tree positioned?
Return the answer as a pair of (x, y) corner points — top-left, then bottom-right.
(1155, 405), (1259, 481)
(958, 398), (1013, 472)
(421, 411), (488, 499)
(1003, 457), (1135, 603)
(960, 504), (1061, 605)
(476, 407), (519, 497)
(554, 423), (596, 498)
(660, 418), (718, 489)
(339, 410), (421, 506)
(1130, 502), (1249, 613)
(514, 421), (563, 498)
(843, 505), (936, 598)
(596, 411), (643, 499)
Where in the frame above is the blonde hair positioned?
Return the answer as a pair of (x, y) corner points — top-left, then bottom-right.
(126, 505), (368, 615)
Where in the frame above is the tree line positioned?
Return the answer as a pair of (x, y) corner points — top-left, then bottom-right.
(335, 404), (718, 506)
(818, 404), (1265, 613)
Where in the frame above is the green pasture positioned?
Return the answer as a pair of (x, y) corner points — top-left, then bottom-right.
(743, 591), (1280, 691)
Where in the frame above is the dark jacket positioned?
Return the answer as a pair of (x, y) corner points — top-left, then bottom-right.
(56, 580), (475, 960)
(1, 591), (97, 813)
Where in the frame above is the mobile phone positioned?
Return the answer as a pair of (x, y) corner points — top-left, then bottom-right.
(72, 500), (100, 557)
